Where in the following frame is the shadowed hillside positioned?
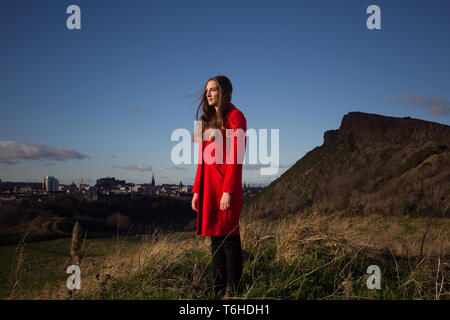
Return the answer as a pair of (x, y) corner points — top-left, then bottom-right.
(246, 112), (450, 219)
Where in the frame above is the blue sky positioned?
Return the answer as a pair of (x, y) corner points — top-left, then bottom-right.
(1, 0), (449, 186)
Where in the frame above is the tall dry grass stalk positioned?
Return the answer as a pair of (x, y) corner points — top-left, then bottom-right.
(70, 221), (82, 265)
(8, 229), (30, 299)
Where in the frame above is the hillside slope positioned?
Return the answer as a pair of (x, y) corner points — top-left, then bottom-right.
(246, 112), (450, 218)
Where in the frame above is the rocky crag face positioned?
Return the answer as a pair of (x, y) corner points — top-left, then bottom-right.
(246, 112), (450, 219)
(324, 112), (450, 148)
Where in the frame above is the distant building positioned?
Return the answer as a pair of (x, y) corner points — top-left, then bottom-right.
(19, 186), (33, 193)
(181, 186), (191, 193)
(96, 177), (126, 189)
(68, 181), (77, 192)
(77, 183), (90, 191)
(151, 173), (155, 187)
(43, 176), (59, 193)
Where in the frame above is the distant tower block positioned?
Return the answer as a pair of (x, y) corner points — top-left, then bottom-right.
(151, 173), (155, 187)
(44, 176), (59, 193)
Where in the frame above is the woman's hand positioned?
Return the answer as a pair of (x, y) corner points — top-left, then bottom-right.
(192, 193), (199, 212)
(220, 192), (231, 211)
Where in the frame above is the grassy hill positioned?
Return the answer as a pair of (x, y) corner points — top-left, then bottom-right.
(2, 207), (449, 300)
(246, 112), (450, 219)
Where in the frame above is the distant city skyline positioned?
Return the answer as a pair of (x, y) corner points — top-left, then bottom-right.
(1, 0), (449, 185)
(0, 172), (276, 188)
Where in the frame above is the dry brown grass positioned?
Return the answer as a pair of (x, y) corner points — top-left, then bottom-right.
(24, 225), (213, 299)
(7, 203), (449, 300)
(241, 206), (450, 260)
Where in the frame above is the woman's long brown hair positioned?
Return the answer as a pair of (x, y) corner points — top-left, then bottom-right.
(194, 75), (233, 142)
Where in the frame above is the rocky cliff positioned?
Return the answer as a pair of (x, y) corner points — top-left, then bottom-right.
(323, 112), (450, 148)
(245, 112), (450, 219)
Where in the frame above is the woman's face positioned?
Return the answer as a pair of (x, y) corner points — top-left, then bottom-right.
(206, 80), (219, 107)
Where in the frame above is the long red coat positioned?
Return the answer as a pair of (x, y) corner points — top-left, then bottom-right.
(191, 103), (247, 236)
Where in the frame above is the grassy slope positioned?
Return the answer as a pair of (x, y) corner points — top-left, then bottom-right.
(2, 208), (449, 300)
(248, 139), (450, 218)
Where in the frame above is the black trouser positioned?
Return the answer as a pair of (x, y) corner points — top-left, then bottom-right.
(210, 235), (243, 294)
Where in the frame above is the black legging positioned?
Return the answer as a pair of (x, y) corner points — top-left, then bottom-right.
(210, 235), (243, 295)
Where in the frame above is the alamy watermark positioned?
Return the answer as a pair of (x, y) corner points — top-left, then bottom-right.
(366, 265), (381, 290)
(66, 265), (81, 290)
(171, 121), (279, 175)
(366, 5), (381, 30)
(66, 5), (81, 30)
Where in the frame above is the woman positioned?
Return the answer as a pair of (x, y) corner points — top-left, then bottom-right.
(191, 75), (247, 297)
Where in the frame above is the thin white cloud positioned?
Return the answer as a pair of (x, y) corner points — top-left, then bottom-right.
(0, 141), (89, 163)
(121, 164), (153, 172)
(167, 166), (189, 171)
(389, 94), (450, 116)
(0, 159), (19, 165)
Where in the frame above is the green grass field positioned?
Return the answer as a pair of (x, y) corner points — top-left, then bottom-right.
(1, 211), (449, 300)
